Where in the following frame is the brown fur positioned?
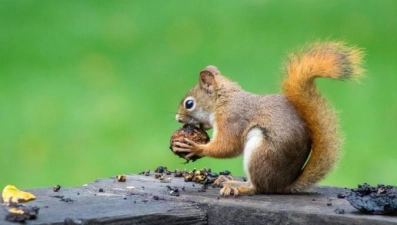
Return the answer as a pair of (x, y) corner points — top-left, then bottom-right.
(174, 42), (364, 195)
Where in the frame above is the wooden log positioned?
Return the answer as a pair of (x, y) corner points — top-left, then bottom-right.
(1, 174), (396, 225)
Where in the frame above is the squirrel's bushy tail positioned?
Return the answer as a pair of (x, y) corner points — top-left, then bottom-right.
(282, 42), (364, 192)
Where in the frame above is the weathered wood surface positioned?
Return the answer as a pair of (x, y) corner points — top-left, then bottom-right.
(1, 174), (396, 225)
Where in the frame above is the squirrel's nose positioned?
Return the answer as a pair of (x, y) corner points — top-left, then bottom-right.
(175, 114), (183, 123)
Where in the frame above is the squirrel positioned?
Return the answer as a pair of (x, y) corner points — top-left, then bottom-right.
(172, 42), (364, 196)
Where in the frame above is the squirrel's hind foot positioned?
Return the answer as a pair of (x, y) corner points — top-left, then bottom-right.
(215, 176), (256, 197)
(220, 184), (256, 197)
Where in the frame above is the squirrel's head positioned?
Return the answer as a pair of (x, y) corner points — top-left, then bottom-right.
(175, 65), (221, 130)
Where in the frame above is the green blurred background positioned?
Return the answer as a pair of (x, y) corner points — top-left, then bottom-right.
(1, 1), (396, 189)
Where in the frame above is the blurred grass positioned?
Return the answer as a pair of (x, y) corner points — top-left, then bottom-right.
(0, 0), (396, 189)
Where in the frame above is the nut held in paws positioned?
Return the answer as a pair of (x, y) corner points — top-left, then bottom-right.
(170, 124), (210, 163)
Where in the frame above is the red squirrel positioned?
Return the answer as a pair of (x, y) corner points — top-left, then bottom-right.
(172, 42), (364, 195)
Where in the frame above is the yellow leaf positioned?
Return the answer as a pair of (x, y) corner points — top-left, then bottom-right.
(2, 185), (36, 203)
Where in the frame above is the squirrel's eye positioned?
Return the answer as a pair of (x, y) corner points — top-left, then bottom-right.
(185, 100), (194, 109)
(183, 97), (196, 111)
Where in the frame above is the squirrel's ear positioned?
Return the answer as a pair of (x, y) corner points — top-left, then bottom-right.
(199, 69), (216, 95)
(203, 65), (220, 75)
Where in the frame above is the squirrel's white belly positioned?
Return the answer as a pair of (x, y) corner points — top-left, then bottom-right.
(243, 128), (264, 183)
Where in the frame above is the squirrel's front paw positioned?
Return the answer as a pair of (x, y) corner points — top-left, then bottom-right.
(213, 175), (235, 187)
(172, 139), (204, 159)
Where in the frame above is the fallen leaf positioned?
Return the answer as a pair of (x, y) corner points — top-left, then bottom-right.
(2, 185), (36, 203)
